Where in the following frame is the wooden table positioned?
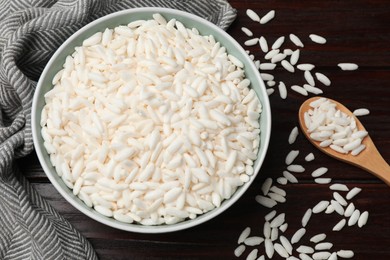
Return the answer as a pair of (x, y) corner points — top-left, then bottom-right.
(18, 1), (390, 259)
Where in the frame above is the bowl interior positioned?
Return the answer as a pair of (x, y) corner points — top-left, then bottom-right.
(32, 7), (271, 233)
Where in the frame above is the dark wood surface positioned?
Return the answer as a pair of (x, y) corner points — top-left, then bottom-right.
(18, 1), (390, 259)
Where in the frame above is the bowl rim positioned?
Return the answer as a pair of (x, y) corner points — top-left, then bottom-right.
(31, 6), (272, 233)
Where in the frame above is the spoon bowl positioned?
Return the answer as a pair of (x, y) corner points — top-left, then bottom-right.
(299, 96), (390, 186)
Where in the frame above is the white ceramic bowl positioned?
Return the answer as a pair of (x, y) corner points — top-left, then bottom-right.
(32, 7), (271, 233)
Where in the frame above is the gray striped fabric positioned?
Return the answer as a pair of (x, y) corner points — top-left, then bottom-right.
(0, 0), (236, 259)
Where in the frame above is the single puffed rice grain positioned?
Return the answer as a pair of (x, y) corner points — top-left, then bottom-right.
(256, 195), (277, 208)
(246, 9), (261, 22)
(312, 252), (331, 260)
(301, 209), (312, 227)
(289, 33), (304, 47)
(291, 85), (308, 96)
(288, 126), (299, 144)
(358, 211), (369, 227)
(313, 201), (330, 213)
(260, 10), (275, 24)
(296, 245), (314, 254)
(246, 248), (258, 260)
(333, 219), (346, 231)
(338, 63), (358, 71)
(280, 235), (293, 255)
(241, 27), (253, 37)
(234, 244), (246, 257)
(274, 243), (289, 258)
(283, 171), (298, 183)
(305, 153), (315, 161)
(291, 228), (306, 244)
(315, 72), (331, 86)
(346, 187), (362, 200)
(238, 227), (251, 244)
(309, 34), (327, 44)
(353, 108), (370, 116)
(337, 250), (354, 258)
(259, 36), (269, 53)
(348, 209), (360, 226)
(272, 36), (285, 50)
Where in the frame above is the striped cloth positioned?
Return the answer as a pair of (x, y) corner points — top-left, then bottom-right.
(0, 0), (236, 259)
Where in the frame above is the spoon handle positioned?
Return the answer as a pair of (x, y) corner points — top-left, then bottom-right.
(358, 136), (390, 186)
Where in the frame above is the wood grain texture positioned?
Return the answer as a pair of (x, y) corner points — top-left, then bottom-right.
(17, 1), (390, 259)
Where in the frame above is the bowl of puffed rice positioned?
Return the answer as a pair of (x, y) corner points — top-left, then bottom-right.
(32, 7), (271, 233)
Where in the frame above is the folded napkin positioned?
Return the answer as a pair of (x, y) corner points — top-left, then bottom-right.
(0, 0), (236, 259)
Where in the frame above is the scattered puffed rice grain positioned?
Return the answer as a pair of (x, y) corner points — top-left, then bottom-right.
(346, 187), (362, 200)
(312, 252), (331, 260)
(297, 63), (315, 71)
(333, 219), (346, 231)
(291, 85), (308, 96)
(289, 33), (304, 47)
(305, 153), (315, 161)
(311, 167), (328, 178)
(260, 10), (275, 24)
(291, 228), (306, 244)
(304, 71), (315, 86)
(277, 177), (288, 185)
(274, 243), (289, 258)
(358, 211), (369, 227)
(331, 200), (345, 215)
(283, 171), (298, 183)
(353, 108), (370, 116)
(328, 252), (337, 260)
(238, 227), (251, 244)
(260, 63), (277, 70)
(280, 236), (293, 255)
(244, 236), (264, 246)
(315, 242), (333, 250)
(278, 81), (288, 99)
(234, 244), (246, 257)
(270, 213), (285, 228)
(288, 126), (299, 144)
(313, 201), (330, 213)
(309, 34), (327, 44)
(348, 209), (360, 226)
(301, 209), (312, 227)
(255, 195), (277, 208)
(265, 238), (274, 258)
(241, 27), (253, 37)
(315, 72), (331, 86)
(337, 250), (354, 258)
(245, 38), (259, 46)
(246, 9), (261, 22)
(261, 178), (273, 195)
(330, 184), (349, 191)
(279, 223), (288, 232)
(282, 60), (295, 73)
(296, 245), (314, 254)
(246, 248), (258, 260)
(287, 164), (305, 173)
(303, 84), (323, 95)
(290, 49), (300, 65)
(344, 203), (355, 217)
(334, 192), (348, 206)
(265, 210), (277, 221)
(338, 63), (358, 71)
(272, 36), (285, 50)
(266, 88), (275, 96)
(285, 150), (300, 165)
(310, 233), (327, 243)
(299, 253), (313, 260)
(259, 36), (269, 53)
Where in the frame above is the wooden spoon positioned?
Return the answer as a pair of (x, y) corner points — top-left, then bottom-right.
(299, 96), (390, 186)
